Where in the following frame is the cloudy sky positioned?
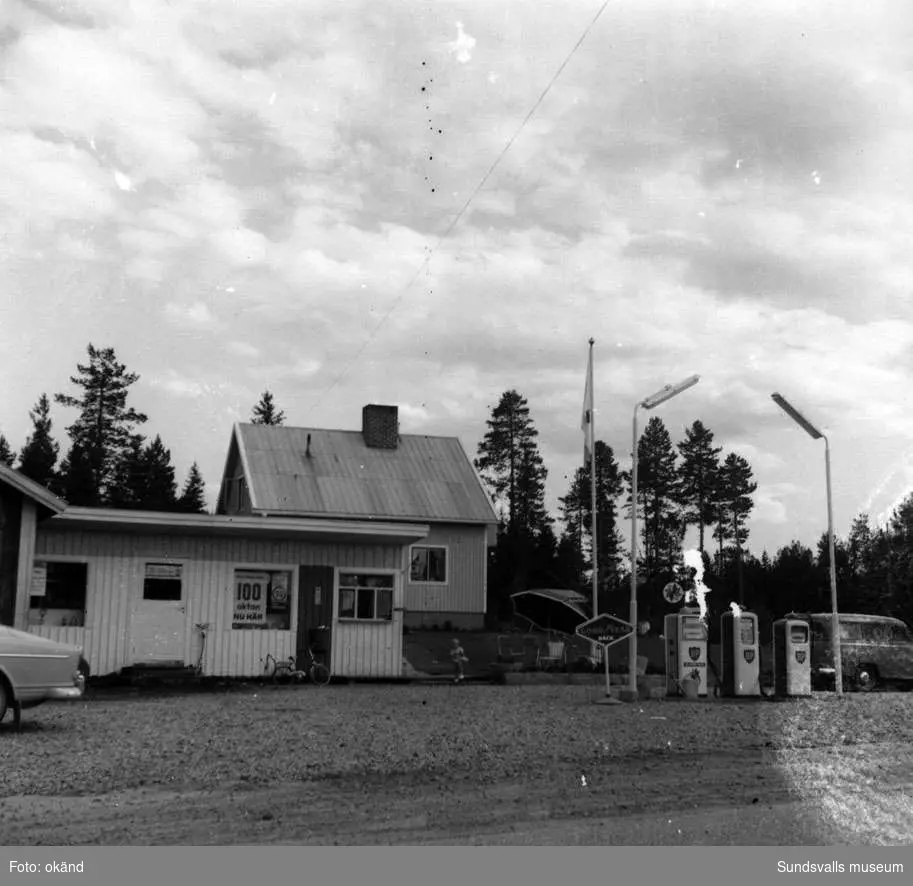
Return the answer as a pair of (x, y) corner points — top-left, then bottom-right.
(2, 0), (913, 558)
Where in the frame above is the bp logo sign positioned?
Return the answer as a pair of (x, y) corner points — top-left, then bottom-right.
(795, 650), (807, 664)
(688, 646), (701, 661)
(744, 649), (755, 663)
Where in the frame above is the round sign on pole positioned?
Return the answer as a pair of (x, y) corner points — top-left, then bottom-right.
(663, 581), (684, 604)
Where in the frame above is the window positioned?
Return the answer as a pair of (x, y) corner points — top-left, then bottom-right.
(410, 546), (447, 583)
(232, 569), (292, 630)
(28, 561), (88, 627)
(144, 563), (183, 601)
(338, 573), (394, 621)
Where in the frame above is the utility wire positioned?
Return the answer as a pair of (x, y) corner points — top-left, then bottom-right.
(307, 1), (612, 416)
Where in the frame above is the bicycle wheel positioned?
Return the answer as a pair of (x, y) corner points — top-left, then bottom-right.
(310, 661), (331, 686)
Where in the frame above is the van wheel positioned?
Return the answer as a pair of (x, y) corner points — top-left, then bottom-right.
(855, 665), (880, 692)
(0, 680), (8, 723)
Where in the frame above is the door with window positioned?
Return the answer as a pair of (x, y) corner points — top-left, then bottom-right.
(131, 562), (187, 665)
(333, 570), (402, 678)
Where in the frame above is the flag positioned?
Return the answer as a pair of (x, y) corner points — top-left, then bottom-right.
(581, 343), (594, 465)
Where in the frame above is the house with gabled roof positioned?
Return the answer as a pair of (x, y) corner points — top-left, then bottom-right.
(4, 404), (498, 681)
(217, 404), (499, 672)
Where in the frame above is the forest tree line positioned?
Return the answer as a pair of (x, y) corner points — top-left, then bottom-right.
(474, 389), (913, 633)
(0, 344), (286, 514)
(3, 352), (911, 633)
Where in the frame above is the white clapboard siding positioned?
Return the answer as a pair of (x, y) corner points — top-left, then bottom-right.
(404, 523), (487, 613)
(333, 622), (401, 678)
(32, 526), (406, 678)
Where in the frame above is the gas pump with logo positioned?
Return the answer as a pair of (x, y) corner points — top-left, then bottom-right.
(720, 609), (761, 697)
(664, 607), (709, 697)
(773, 617), (811, 696)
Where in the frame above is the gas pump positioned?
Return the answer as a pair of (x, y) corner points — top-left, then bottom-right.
(664, 607), (708, 696)
(773, 617), (811, 697)
(720, 609), (760, 697)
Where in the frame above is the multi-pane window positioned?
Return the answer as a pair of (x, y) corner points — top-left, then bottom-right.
(409, 546), (447, 583)
(232, 569), (292, 630)
(338, 573), (394, 621)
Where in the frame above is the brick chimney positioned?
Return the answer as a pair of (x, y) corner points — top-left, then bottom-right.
(362, 404), (399, 449)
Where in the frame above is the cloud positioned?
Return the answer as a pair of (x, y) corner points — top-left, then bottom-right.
(227, 341), (260, 359)
(164, 302), (217, 327)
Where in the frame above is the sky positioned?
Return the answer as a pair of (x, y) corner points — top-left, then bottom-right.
(2, 0), (913, 559)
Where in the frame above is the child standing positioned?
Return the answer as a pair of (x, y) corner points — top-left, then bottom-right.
(450, 638), (468, 683)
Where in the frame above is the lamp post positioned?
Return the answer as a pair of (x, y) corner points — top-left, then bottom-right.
(627, 374), (700, 700)
(771, 393), (843, 696)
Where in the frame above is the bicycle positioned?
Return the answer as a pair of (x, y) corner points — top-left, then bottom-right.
(261, 649), (331, 686)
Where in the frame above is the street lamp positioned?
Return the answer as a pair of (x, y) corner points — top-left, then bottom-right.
(771, 392), (843, 696)
(627, 374), (700, 700)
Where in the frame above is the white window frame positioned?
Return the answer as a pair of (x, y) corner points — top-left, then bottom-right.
(335, 567), (398, 623)
(141, 560), (188, 603)
(28, 555), (91, 626)
(229, 563), (299, 631)
(408, 544), (449, 585)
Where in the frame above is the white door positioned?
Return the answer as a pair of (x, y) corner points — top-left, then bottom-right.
(131, 562), (187, 665)
(333, 570), (402, 677)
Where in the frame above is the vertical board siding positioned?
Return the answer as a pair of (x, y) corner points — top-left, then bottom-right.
(333, 623), (399, 678)
(404, 523), (486, 614)
(33, 527), (405, 678)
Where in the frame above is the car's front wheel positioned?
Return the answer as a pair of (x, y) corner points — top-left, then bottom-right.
(0, 680), (8, 724)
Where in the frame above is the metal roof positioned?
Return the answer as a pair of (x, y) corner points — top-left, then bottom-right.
(233, 423), (498, 524)
(48, 507), (430, 545)
(0, 464), (66, 516)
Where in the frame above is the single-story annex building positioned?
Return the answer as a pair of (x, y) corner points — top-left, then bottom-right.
(0, 405), (499, 679)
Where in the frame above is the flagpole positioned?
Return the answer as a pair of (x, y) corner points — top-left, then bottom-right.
(589, 338), (597, 621)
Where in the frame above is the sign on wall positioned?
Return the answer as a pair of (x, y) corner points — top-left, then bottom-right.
(233, 571), (270, 627)
(30, 562), (47, 597)
(270, 573), (289, 611)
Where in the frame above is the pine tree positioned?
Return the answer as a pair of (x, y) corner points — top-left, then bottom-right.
(141, 435), (178, 511)
(513, 439), (551, 537)
(475, 390), (548, 538)
(251, 390), (285, 425)
(18, 393), (59, 488)
(560, 441), (624, 599)
(676, 420), (722, 553)
(108, 436), (148, 509)
(476, 391), (551, 612)
(0, 434), (14, 467)
(178, 462), (207, 513)
(625, 417), (682, 576)
(716, 452), (757, 604)
(558, 467), (588, 575)
(55, 441), (99, 505)
(54, 345), (148, 505)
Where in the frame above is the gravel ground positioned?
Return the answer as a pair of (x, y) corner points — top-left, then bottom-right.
(2, 683), (912, 844)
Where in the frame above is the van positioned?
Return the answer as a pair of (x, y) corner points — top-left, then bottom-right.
(789, 612), (913, 691)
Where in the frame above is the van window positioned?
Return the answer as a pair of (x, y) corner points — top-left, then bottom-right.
(838, 623), (859, 642)
(860, 623), (893, 644)
(890, 624), (913, 643)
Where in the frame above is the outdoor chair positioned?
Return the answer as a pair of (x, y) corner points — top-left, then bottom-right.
(537, 640), (567, 671)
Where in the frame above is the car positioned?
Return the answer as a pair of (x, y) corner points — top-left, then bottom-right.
(792, 612), (913, 692)
(0, 625), (87, 729)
